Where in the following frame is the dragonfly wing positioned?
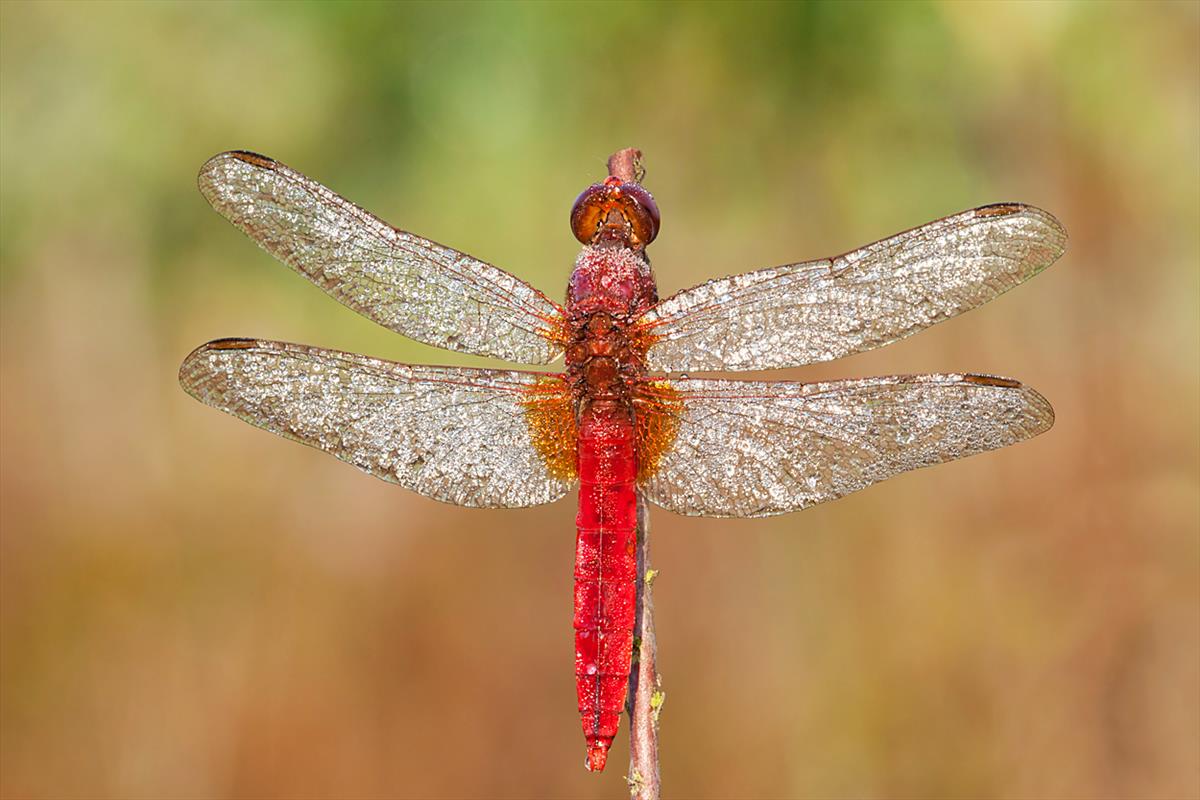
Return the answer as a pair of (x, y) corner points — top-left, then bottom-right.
(640, 204), (1066, 372)
(638, 374), (1053, 517)
(198, 152), (566, 364)
(179, 339), (576, 508)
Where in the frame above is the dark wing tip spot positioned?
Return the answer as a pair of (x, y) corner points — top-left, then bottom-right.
(975, 202), (1069, 270)
(224, 150), (277, 169)
(975, 203), (1026, 218)
(975, 202), (1068, 251)
(178, 338), (260, 396)
(197, 150), (277, 190)
(961, 373), (1023, 388)
(204, 337), (258, 351)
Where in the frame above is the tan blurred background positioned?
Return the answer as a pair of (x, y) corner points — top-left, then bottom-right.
(2, 2), (1197, 798)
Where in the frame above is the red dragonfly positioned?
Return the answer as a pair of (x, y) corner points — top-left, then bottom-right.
(180, 150), (1065, 772)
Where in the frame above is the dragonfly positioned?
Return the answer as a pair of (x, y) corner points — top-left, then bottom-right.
(180, 150), (1066, 772)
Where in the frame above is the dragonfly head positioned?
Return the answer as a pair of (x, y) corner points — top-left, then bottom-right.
(570, 175), (660, 249)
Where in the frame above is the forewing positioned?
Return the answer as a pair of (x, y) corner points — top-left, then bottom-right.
(179, 339), (576, 508)
(198, 151), (566, 364)
(638, 374), (1053, 517)
(640, 204), (1066, 372)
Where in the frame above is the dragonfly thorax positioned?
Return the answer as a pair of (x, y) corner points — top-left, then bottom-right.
(567, 244), (657, 318)
(564, 309), (646, 402)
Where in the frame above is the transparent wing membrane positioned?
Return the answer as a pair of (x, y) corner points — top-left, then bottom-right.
(179, 339), (575, 508)
(638, 374), (1054, 517)
(640, 204), (1066, 372)
(198, 152), (566, 364)
(188, 154), (1062, 520)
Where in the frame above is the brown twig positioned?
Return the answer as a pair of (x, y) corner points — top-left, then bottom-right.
(607, 147), (645, 184)
(627, 493), (662, 799)
(607, 146), (661, 798)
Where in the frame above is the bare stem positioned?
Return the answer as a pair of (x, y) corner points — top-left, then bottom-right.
(627, 493), (662, 800)
(607, 147), (645, 184)
(606, 146), (661, 797)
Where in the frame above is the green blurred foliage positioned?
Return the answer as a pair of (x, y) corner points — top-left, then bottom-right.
(2, 2), (1197, 798)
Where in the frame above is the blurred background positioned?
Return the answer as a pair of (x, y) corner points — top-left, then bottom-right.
(2, 2), (1197, 798)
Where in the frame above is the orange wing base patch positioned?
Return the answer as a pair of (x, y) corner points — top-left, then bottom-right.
(634, 381), (683, 482)
(521, 378), (579, 480)
(523, 378), (681, 483)
(542, 314), (573, 351)
(628, 321), (662, 366)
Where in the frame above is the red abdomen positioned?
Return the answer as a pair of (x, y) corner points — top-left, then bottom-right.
(573, 400), (638, 772)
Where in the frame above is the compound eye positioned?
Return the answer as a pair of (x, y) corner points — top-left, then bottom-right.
(619, 183), (660, 244)
(570, 183), (607, 244)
